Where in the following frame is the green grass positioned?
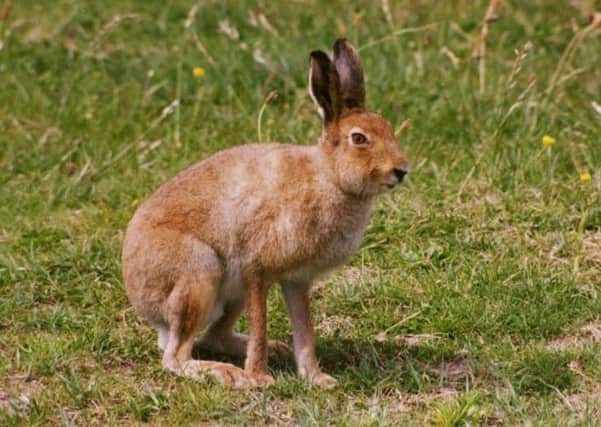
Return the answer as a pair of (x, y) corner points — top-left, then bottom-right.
(1, 0), (601, 424)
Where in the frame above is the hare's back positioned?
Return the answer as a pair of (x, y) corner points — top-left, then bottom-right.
(132, 143), (325, 244)
(158, 143), (321, 205)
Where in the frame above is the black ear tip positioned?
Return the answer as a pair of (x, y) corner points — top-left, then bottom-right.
(333, 38), (347, 51)
(333, 38), (359, 56)
(309, 50), (330, 63)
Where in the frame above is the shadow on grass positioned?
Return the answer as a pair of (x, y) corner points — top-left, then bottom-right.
(192, 336), (458, 393)
(317, 337), (459, 393)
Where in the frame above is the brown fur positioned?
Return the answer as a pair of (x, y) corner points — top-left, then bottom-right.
(121, 38), (409, 388)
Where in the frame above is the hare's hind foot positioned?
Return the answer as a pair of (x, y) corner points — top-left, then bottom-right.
(163, 358), (275, 388)
(165, 360), (255, 388)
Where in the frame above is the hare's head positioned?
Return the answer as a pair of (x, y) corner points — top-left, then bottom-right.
(309, 39), (409, 197)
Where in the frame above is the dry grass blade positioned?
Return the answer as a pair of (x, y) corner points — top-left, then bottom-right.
(185, 2), (215, 64)
(484, 0), (504, 22)
(256, 90), (278, 143)
(189, 32), (215, 65)
(381, 0), (394, 29)
(137, 99), (180, 143)
(218, 19), (239, 40)
(248, 10), (280, 38)
(358, 23), (438, 51)
(570, 0), (597, 20)
(546, 11), (601, 96)
(473, 0), (504, 94)
(395, 119), (412, 136)
(440, 46), (460, 69)
(507, 41), (532, 89)
(184, 2), (202, 30)
(91, 14), (141, 51)
(375, 310), (422, 342)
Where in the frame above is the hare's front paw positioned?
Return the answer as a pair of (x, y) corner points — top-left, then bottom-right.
(308, 371), (338, 389)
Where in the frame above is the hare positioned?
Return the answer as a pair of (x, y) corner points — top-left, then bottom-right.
(122, 38), (409, 389)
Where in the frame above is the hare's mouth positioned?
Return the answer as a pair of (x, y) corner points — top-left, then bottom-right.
(384, 168), (409, 190)
(382, 182), (398, 192)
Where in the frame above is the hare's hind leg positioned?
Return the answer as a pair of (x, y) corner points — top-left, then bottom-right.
(199, 298), (291, 357)
(160, 239), (253, 388)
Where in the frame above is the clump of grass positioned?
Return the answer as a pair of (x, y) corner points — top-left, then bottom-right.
(512, 351), (576, 395)
(429, 392), (482, 427)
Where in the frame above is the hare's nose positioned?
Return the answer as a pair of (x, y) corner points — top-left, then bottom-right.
(393, 168), (408, 182)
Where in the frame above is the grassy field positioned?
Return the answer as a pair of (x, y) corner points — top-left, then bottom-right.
(1, 0), (601, 425)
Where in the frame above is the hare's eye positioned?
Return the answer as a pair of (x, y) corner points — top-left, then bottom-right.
(351, 132), (368, 145)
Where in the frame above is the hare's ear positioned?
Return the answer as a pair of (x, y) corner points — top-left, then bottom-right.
(309, 50), (340, 123)
(333, 38), (365, 110)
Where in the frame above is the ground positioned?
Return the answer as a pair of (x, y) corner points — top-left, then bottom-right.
(1, 0), (601, 425)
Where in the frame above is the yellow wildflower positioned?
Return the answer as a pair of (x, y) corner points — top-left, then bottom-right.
(542, 135), (556, 146)
(580, 172), (592, 183)
(193, 67), (205, 78)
